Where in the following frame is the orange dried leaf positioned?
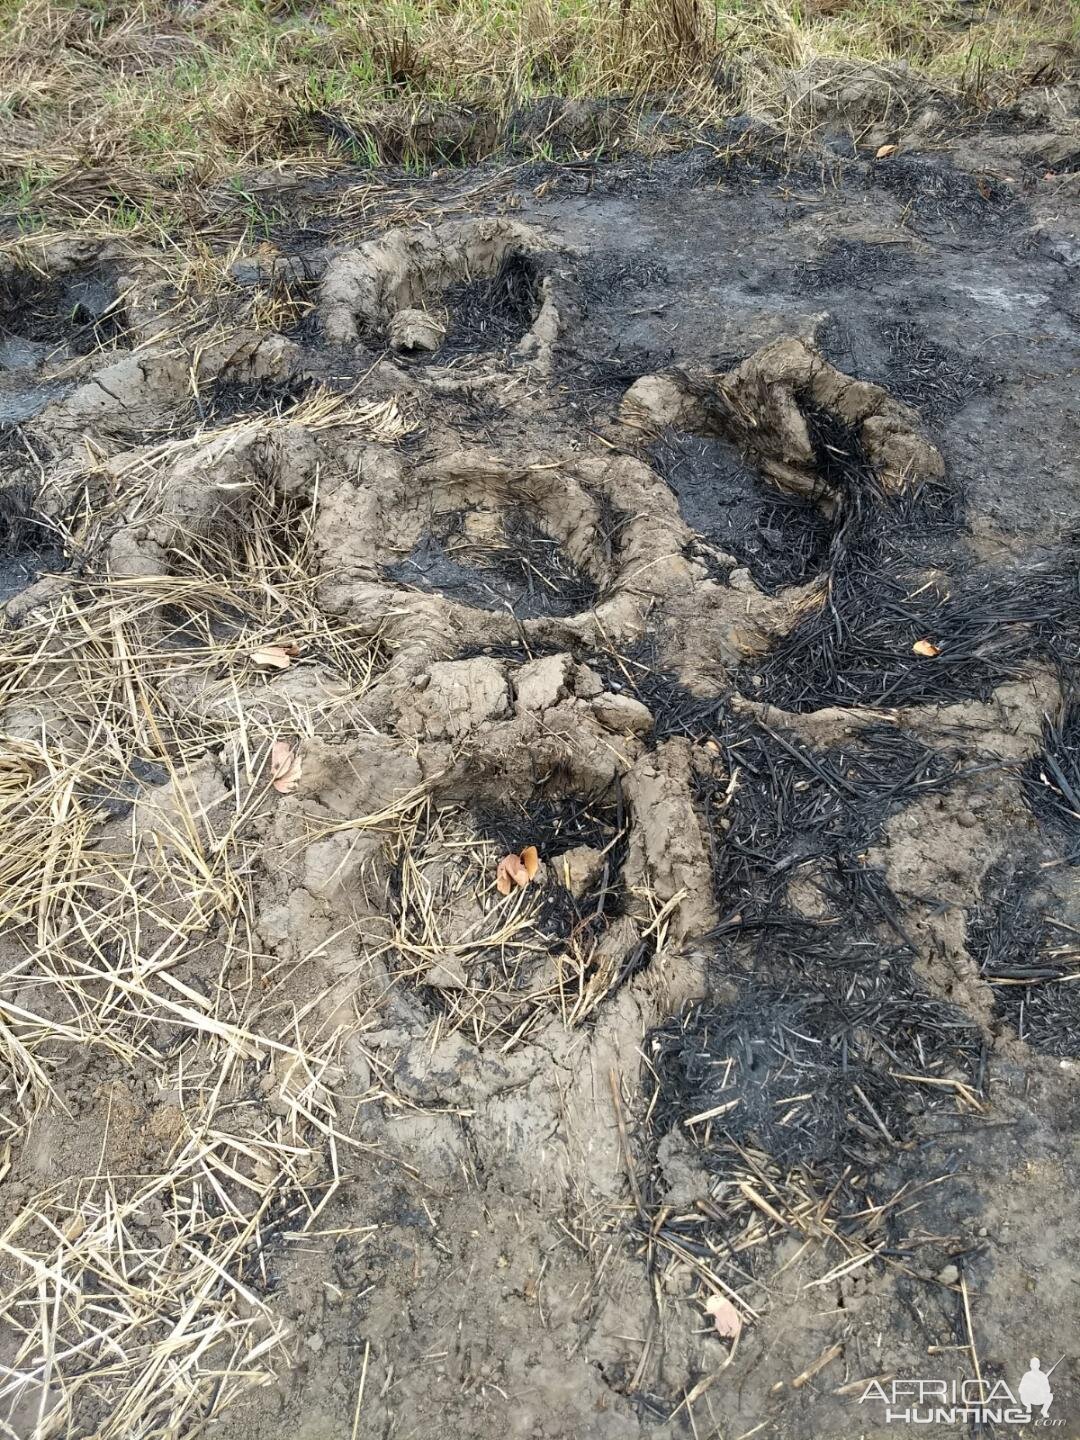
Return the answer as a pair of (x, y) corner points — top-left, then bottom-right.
(520, 844), (539, 879)
(269, 740), (302, 794)
(912, 639), (940, 657)
(704, 1294), (743, 1340)
(274, 758), (302, 794)
(496, 853), (529, 894)
(875, 143), (899, 158)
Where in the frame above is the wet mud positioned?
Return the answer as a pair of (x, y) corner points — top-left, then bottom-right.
(1, 117), (1079, 1440)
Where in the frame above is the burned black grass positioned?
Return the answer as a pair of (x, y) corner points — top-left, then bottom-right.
(0, 264), (128, 359)
(588, 638), (969, 928)
(566, 344), (677, 410)
(202, 372), (317, 424)
(0, 483), (49, 554)
(750, 536), (1080, 712)
(0, 481), (67, 604)
(385, 505), (599, 619)
(639, 915), (986, 1287)
(585, 639), (727, 742)
(631, 668), (986, 1287)
(879, 321), (984, 420)
(865, 154), (1019, 235)
(649, 933), (984, 1178)
(581, 255), (669, 300)
(650, 428), (833, 593)
(817, 319), (986, 424)
(744, 406), (1080, 712)
(1022, 704), (1080, 863)
(802, 238), (915, 293)
(696, 717), (966, 926)
(434, 250), (544, 362)
(802, 397), (890, 512)
(967, 860), (1080, 1058)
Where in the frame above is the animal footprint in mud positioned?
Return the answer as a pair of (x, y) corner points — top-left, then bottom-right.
(495, 845), (539, 895)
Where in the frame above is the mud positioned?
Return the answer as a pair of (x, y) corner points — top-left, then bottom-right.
(2, 112), (1080, 1440)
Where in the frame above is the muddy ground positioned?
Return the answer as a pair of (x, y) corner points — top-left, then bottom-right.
(1, 106), (1079, 1440)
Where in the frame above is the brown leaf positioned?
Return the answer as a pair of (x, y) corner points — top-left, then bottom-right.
(496, 853), (529, 895)
(704, 1293), (742, 1340)
(912, 639), (941, 657)
(875, 143), (899, 158)
(269, 740), (302, 794)
(520, 844), (539, 880)
(250, 645), (292, 671)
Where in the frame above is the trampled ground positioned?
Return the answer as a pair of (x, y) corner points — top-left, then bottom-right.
(1, 43), (1080, 1440)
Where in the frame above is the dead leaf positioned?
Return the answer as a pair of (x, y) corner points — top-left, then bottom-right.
(520, 844), (539, 880)
(250, 645), (292, 671)
(269, 739), (292, 777)
(269, 739), (302, 794)
(704, 1293), (743, 1340)
(496, 852), (531, 895)
(875, 143), (899, 159)
(912, 639), (941, 657)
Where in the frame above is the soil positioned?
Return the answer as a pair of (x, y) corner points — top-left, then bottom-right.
(1, 105), (1080, 1440)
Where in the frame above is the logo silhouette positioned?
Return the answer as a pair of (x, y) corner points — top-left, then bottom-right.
(1018, 1357), (1055, 1418)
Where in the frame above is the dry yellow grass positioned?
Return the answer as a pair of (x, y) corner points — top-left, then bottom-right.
(1, 0), (1075, 231)
(0, 404), (412, 1435)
